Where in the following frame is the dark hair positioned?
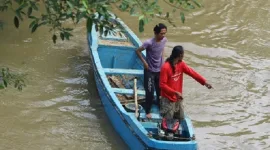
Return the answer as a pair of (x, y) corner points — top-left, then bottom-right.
(166, 46), (184, 73)
(153, 23), (167, 34)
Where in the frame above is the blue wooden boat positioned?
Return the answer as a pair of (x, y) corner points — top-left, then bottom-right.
(87, 17), (197, 150)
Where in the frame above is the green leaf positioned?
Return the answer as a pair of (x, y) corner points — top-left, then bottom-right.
(60, 32), (64, 40)
(3, 79), (7, 87)
(18, 2), (28, 11)
(130, 7), (135, 15)
(76, 12), (86, 23)
(28, 15), (37, 19)
(15, 10), (23, 21)
(192, 0), (201, 7)
(52, 34), (57, 44)
(38, 21), (47, 27)
(82, 0), (88, 9)
(20, 11), (26, 15)
(79, 8), (87, 12)
(30, 1), (38, 11)
(14, 16), (19, 28)
(29, 20), (36, 28)
(150, 1), (158, 7)
(180, 12), (185, 23)
(139, 19), (144, 32)
(66, 1), (74, 9)
(143, 17), (149, 24)
(27, 7), (32, 17)
(188, 4), (195, 9)
(139, 15), (144, 20)
(67, 10), (72, 15)
(119, 2), (129, 11)
(31, 24), (38, 33)
(86, 18), (93, 33)
(64, 32), (73, 40)
(169, 0), (174, 3)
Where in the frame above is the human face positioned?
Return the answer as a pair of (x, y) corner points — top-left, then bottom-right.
(178, 53), (184, 62)
(173, 53), (184, 64)
(155, 28), (167, 41)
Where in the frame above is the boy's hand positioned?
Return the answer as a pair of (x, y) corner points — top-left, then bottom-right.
(175, 92), (183, 100)
(205, 82), (213, 89)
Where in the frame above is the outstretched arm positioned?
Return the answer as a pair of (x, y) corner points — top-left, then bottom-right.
(183, 62), (213, 89)
(183, 62), (206, 84)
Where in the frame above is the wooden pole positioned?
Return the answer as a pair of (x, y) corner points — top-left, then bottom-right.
(134, 78), (138, 118)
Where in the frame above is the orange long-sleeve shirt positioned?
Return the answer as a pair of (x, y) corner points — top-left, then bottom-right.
(160, 61), (206, 102)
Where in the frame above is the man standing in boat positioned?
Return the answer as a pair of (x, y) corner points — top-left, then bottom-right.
(136, 23), (168, 119)
(159, 45), (213, 121)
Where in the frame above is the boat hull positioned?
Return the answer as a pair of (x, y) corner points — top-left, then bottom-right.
(87, 16), (198, 150)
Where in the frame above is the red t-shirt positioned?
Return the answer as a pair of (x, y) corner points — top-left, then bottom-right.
(160, 61), (206, 102)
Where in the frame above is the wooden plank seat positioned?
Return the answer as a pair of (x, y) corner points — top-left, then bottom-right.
(111, 88), (156, 97)
(112, 88), (156, 96)
(104, 68), (143, 75)
(112, 88), (145, 96)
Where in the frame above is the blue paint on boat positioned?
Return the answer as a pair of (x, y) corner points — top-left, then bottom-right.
(88, 16), (198, 150)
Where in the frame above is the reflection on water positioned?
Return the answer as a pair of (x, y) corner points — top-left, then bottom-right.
(0, 12), (127, 149)
(1, 0), (270, 149)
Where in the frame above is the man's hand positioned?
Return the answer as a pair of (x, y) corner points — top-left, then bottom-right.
(143, 62), (149, 70)
(175, 91), (183, 100)
(205, 82), (213, 89)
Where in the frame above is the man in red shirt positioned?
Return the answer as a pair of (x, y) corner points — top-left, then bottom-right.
(159, 45), (213, 121)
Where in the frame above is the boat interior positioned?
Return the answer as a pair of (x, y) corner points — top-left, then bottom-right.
(95, 27), (193, 141)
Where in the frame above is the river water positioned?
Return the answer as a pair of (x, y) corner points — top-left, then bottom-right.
(0, 0), (269, 150)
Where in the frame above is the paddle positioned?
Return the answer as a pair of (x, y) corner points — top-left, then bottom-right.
(134, 78), (139, 118)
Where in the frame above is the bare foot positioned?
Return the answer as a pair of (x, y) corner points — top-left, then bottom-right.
(146, 113), (152, 119)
